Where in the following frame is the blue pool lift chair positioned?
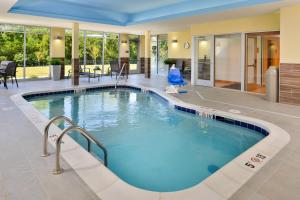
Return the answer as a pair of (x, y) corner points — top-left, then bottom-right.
(168, 66), (186, 86)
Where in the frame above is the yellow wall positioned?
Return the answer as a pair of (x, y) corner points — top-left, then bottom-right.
(167, 13), (279, 59)
(72, 23), (79, 59)
(280, 5), (300, 63)
(191, 13), (280, 36)
(144, 31), (151, 58)
(168, 30), (191, 58)
(139, 35), (145, 57)
(119, 33), (129, 58)
(50, 27), (65, 58)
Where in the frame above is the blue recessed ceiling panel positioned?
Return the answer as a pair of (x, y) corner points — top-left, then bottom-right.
(9, 0), (281, 26)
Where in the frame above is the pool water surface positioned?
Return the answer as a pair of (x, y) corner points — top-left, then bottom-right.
(28, 88), (265, 192)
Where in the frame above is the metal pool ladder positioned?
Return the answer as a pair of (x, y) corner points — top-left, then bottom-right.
(115, 63), (127, 89)
(42, 116), (108, 175)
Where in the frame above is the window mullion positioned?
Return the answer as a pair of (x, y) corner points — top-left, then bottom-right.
(23, 26), (26, 79)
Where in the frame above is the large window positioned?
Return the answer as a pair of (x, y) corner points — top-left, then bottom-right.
(129, 34), (139, 72)
(151, 35), (168, 76)
(25, 26), (50, 79)
(0, 23), (120, 79)
(65, 29), (84, 76)
(151, 36), (158, 75)
(86, 31), (103, 66)
(104, 33), (119, 74)
(158, 35), (168, 75)
(65, 29), (72, 65)
(0, 25), (24, 79)
(65, 30), (119, 76)
(0, 24), (50, 79)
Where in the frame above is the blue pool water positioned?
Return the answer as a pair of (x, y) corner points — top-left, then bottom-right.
(28, 88), (265, 192)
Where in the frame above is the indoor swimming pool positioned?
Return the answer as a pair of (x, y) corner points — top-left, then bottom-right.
(26, 86), (266, 192)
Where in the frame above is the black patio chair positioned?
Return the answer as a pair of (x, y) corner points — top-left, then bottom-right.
(67, 65), (99, 82)
(109, 60), (120, 79)
(0, 61), (18, 89)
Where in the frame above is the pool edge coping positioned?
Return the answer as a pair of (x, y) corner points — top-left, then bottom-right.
(10, 83), (290, 200)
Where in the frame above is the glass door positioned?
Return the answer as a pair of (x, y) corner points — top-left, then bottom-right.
(195, 36), (214, 86)
(151, 35), (158, 76)
(150, 35), (169, 76)
(245, 35), (258, 92)
(245, 32), (280, 94)
(157, 35), (168, 76)
(129, 35), (139, 74)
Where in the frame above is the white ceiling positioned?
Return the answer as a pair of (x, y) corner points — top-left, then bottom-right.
(0, 0), (299, 35)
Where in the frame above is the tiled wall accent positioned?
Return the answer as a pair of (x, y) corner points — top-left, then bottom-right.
(139, 57), (146, 74)
(141, 57), (151, 78)
(280, 63), (300, 105)
(71, 58), (80, 85)
(120, 57), (130, 76)
(60, 58), (65, 79)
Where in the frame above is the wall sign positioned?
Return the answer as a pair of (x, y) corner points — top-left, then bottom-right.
(184, 42), (190, 49)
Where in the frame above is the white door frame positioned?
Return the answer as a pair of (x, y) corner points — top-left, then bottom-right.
(191, 36), (197, 85)
(241, 33), (245, 92)
(191, 35), (215, 86)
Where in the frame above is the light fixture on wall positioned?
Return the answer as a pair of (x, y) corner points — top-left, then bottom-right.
(172, 39), (178, 44)
(54, 35), (62, 40)
(172, 39), (178, 48)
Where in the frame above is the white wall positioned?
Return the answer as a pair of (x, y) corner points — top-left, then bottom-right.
(215, 35), (241, 82)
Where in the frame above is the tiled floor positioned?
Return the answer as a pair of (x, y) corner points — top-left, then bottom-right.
(0, 90), (100, 200)
(1, 74), (300, 200)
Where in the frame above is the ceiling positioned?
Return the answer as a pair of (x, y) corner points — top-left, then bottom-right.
(0, 0), (299, 34)
(9, 0), (281, 26)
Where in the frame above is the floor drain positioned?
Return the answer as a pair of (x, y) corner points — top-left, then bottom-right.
(229, 109), (241, 114)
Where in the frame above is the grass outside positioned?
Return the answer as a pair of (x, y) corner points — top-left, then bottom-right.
(16, 64), (137, 79)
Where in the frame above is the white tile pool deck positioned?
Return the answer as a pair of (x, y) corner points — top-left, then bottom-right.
(1, 74), (300, 200)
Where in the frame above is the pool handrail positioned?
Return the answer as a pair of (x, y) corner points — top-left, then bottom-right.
(42, 115), (76, 157)
(53, 125), (108, 175)
(115, 63), (127, 89)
